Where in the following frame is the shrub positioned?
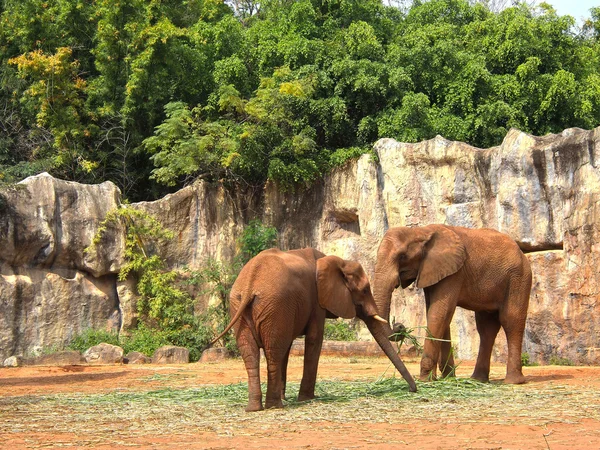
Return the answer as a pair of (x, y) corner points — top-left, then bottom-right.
(67, 328), (120, 353)
(324, 320), (358, 341)
(521, 352), (539, 367)
(239, 219), (278, 261)
(549, 355), (574, 366)
(86, 209), (279, 360)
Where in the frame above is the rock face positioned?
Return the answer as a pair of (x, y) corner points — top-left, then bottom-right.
(1, 127), (599, 365)
(0, 174), (123, 361)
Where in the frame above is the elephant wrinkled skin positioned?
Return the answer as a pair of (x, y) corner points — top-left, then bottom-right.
(212, 247), (416, 411)
(373, 225), (532, 385)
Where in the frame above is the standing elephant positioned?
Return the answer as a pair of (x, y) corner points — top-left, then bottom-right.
(212, 247), (417, 412)
(372, 225), (532, 384)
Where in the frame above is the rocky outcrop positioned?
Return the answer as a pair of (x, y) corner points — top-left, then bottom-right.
(1, 127), (599, 365)
(0, 173), (123, 361)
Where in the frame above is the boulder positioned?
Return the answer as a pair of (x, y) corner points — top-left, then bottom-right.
(3, 355), (23, 367)
(83, 343), (124, 364)
(199, 347), (230, 363)
(25, 350), (85, 366)
(152, 346), (189, 364)
(124, 351), (152, 364)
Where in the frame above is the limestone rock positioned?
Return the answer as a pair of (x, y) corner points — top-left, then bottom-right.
(124, 351), (151, 364)
(199, 347), (230, 363)
(25, 351), (85, 366)
(0, 264), (120, 362)
(84, 343), (124, 364)
(116, 278), (138, 333)
(3, 355), (23, 367)
(1, 126), (599, 365)
(152, 346), (189, 364)
(0, 173), (125, 277)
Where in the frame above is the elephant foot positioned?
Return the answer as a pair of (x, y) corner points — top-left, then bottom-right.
(470, 365), (492, 382)
(504, 372), (526, 384)
(418, 372), (437, 382)
(245, 402), (264, 412)
(440, 366), (456, 378)
(264, 399), (284, 409)
(297, 393), (316, 402)
(470, 375), (489, 383)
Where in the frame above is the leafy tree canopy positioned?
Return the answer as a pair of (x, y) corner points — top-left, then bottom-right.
(0, 0), (598, 199)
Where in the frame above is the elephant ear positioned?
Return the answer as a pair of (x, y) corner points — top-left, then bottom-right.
(316, 256), (356, 319)
(416, 226), (467, 289)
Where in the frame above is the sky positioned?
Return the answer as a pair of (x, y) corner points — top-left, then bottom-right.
(544, 0), (598, 23)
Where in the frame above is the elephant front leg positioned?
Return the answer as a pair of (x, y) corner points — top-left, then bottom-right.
(439, 326), (455, 378)
(421, 294), (456, 382)
(298, 310), (325, 401)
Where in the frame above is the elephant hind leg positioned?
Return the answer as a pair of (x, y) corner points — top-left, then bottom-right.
(472, 311), (501, 382)
(281, 345), (292, 400)
(500, 290), (528, 384)
(264, 347), (286, 409)
(238, 324), (263, 412)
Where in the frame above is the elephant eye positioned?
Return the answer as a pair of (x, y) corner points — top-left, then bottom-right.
(397, 252), (407, 261)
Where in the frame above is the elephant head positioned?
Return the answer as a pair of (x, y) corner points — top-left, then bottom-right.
(316, 255), (417, 392)
(373, 225), (467, 338)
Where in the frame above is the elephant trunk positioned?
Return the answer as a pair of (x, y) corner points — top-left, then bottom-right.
(364, 315), (417, 392)
(372, 262), (398, 340)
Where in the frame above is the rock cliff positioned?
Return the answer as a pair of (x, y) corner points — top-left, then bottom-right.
(1, 126), (598, 364)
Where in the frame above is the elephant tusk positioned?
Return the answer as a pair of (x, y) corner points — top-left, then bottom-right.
(373, 314), (388, 324)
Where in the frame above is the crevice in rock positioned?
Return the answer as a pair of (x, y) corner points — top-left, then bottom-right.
(323, 209), (361, 237)
(10, 274), (24, 356)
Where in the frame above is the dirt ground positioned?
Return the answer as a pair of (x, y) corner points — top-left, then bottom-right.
(1, 356), (600, 449)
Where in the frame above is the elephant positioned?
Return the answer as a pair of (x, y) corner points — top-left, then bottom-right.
(372, 225), (532, 385)
(211, 247), (417, 412)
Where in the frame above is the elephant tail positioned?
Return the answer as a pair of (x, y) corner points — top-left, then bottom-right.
(209, 291), (256, 346)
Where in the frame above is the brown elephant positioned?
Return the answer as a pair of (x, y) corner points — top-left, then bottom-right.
(212, 247), (417, 412)
(372, 225), (532, 384)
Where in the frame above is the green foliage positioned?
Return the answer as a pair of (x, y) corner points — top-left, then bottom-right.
(521, 352), (539, 367)
(87, 206), (211, 361)
(185, 258), (243, 355)
(239, 219), (278, 261)
(549, 355), (574, 366)
(390, 325), (424, 353)
(119, 325), (170, 357)
(67, 328), (121, 353)
(324, 320), (358, 341)
(1, 0), (599, 197)
(88, 207), (278, 359)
